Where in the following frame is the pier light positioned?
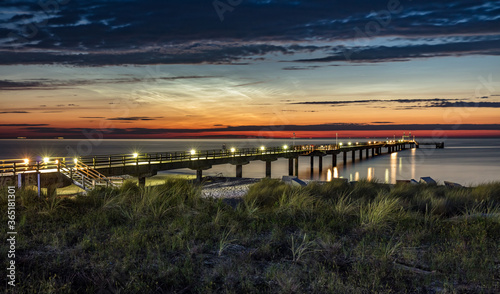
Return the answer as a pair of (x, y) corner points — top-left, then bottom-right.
(339, 142), (343, 146)
(348, 142), (352, 146)
(190, 149), (196, 155)
(132, 153), (138, 158)
(43, 157), (50, 164)
(260, 146), (265, 151)
(73, 158), (78, 164)
(55, 159), (59, 164)
(368, 141), (372, 144)
(283, 145), (288, 150)
(356, 142), (359, 145)
(230, 147), (236, 153)
(23, 158), (29, 165)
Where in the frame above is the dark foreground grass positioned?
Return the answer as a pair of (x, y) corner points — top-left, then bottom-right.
(1, 179), (499, 293)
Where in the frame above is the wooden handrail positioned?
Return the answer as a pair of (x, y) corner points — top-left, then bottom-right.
(0, 141), (415, 175)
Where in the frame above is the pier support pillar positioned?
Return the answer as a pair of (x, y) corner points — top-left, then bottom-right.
(138, 176), (146, 188)
(359, 149), (363, 160)
(318, 156), (323, 176)
(265, 161), (272, 178)
(196, 170), (203, 182)
(332, 154), (337, 167)
(288, 158), (294, 176)
(310, 156), (314, 178)
(343, 152), (347, 166)
(37, 173), (41, 198)
(351, 150), (355, 163)
(236, 165), (243, 178)
(294, 157), (299, 177)
(366, 148), (369, 158)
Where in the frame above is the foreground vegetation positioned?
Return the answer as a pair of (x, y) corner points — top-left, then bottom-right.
(1, 179), (499, 293)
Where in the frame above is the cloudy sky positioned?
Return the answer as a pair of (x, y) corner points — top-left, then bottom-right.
(0, 0), (499, 138)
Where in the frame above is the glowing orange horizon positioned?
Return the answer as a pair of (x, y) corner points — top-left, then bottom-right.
(1, 128), (499, 139)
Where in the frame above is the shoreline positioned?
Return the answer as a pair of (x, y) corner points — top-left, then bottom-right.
(2, 172), (480, 198)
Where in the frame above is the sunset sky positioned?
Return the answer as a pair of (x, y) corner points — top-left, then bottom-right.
(1, 0), (499, 139)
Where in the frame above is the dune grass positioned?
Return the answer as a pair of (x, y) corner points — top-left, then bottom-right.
(0, 179), (499, 293)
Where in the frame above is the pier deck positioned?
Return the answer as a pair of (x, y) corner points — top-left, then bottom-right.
(0, 140), (427, 193)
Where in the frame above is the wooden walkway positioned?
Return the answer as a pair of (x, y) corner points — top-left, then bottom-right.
(1, 140), (422, 192)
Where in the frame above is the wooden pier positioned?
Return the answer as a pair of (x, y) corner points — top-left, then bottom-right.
(0, 140), (424, 194)
(415, 141), (444, 148)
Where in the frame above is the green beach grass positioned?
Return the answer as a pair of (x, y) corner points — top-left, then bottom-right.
(1, 178), (499, 293)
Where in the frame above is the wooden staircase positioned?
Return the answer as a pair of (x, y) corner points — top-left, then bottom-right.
(59, 161), (119, 191)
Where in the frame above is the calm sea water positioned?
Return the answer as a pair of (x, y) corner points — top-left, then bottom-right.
(1, 138), (499, 185)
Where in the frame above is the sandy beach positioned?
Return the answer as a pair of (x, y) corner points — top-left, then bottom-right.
(200, 177), (260, 198)
(51, 174), (262, 198)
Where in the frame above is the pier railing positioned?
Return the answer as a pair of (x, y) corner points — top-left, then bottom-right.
(0, 145), (307, 176)
(0, 141), (414, 176)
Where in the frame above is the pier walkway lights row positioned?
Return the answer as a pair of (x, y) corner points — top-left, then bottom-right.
(1, 140), (425, 191)
(23, 157), (74, 164)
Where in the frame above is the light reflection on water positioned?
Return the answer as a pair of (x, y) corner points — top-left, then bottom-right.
(411, 148), (416, 180)
(367, 167), (373, 181)
(317, 141), (499, 185)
